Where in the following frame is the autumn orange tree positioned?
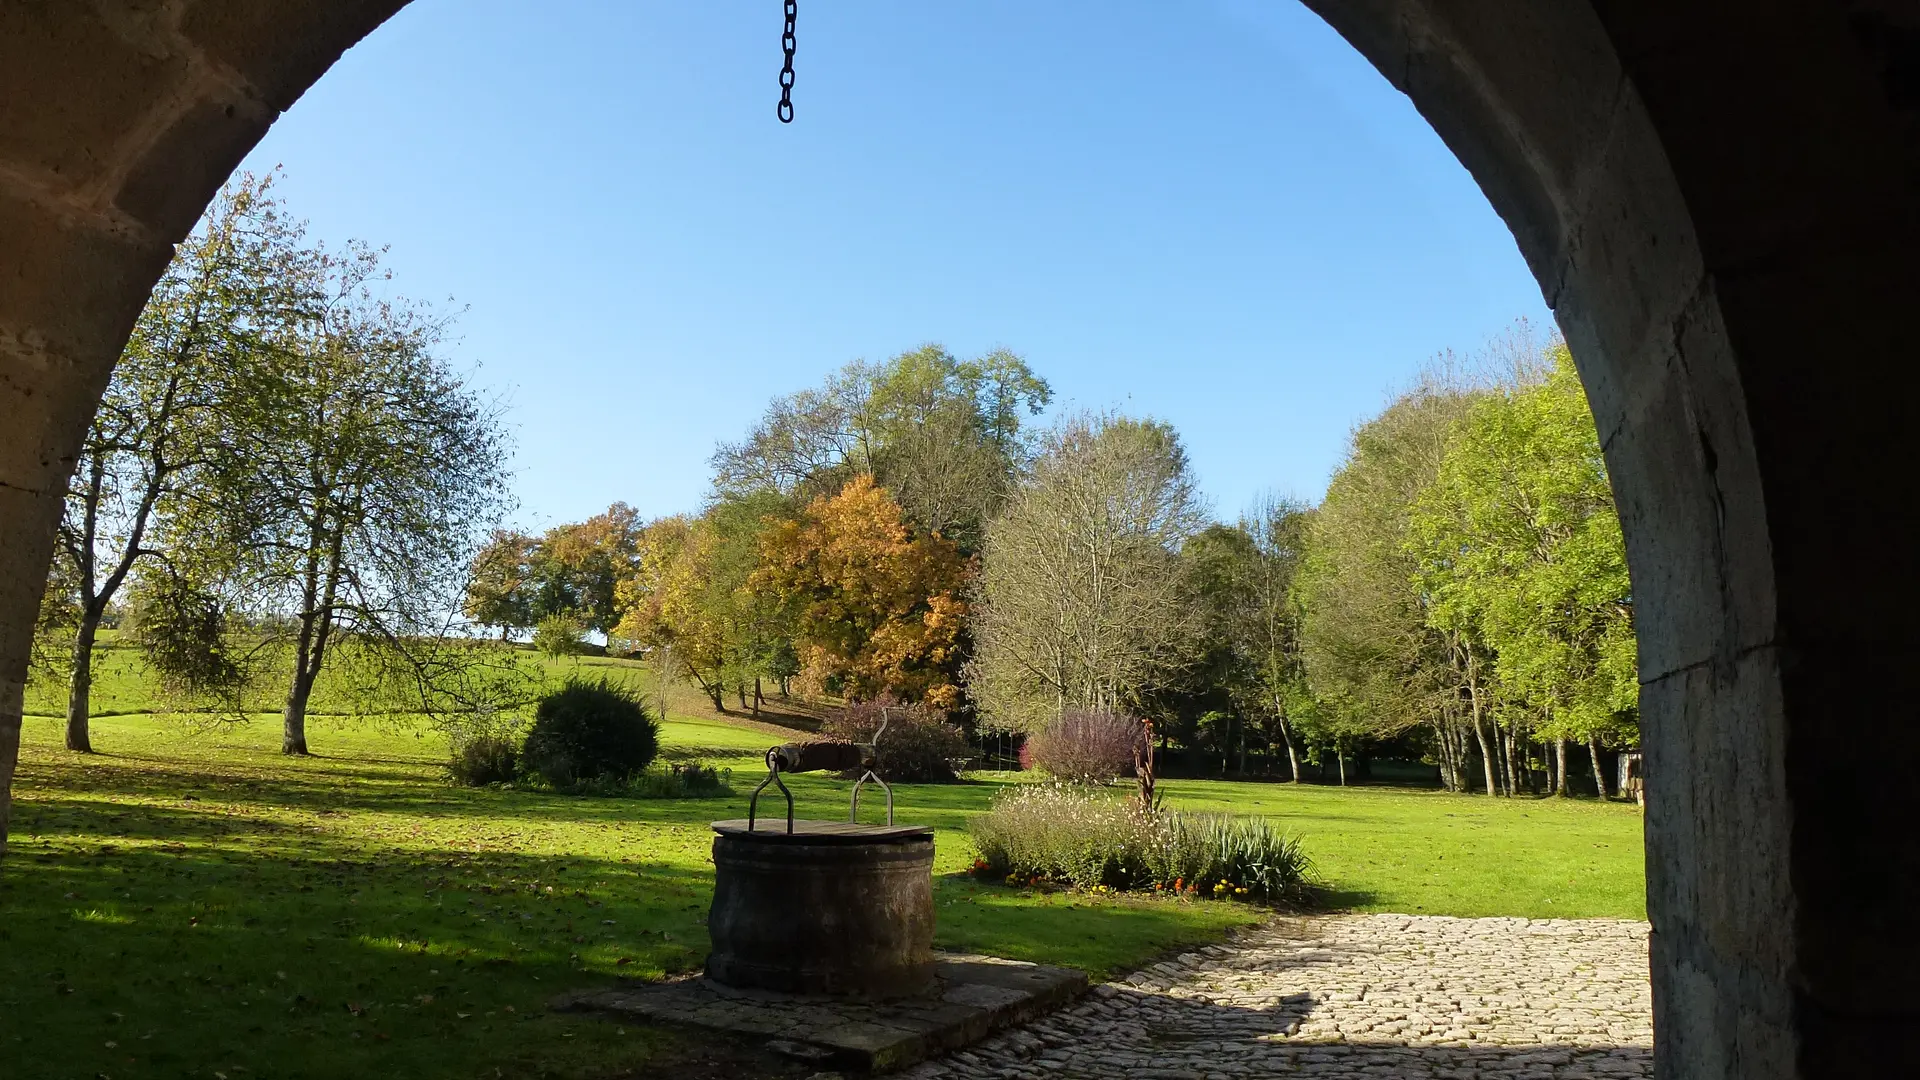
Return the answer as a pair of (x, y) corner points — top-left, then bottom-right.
(755, 475), (970, 709)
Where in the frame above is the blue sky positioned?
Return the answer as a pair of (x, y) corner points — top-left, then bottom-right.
(238, 0), (1550, 531)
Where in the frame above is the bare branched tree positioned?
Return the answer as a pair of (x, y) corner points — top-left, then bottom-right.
(968, 412), (1208, 731)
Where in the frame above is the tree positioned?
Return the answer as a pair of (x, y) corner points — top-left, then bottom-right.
(714, 345), (1051, 549)
(175, 238), (511, 755)
(1409, 345), (1636, 797)
(1157, 524), (1259, 776)
(968, 413), (1207, 731)
(463, 529), (540, 640)
(1174, 497), (1317, 780)
(1294, 383), (1488, 791)
(613, 495), (798, 715)
(49, 173), (301, 752)
(463, 505), (644, 641)
(612, 515), (727, 709)
(533, 612), (586, 658)
(531, 503), (644, 635)
(755, 475), (970, 708)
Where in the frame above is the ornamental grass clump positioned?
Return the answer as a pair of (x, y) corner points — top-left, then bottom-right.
(1145, 811), (1316, 905)
(967, 783), (1155, 888)
(969, 783), (1315, 904)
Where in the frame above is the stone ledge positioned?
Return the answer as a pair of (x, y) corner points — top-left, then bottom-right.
(552, 953), (1088, 1073)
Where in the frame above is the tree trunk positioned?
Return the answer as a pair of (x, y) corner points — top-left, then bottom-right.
(752, 676), (764, 718)
(283, 660), (317, 755)
(1471, 718), (1497, 796)
(283, 603), (319, 756)
(1462, 641), (1496, 795)
(1336, 748), (1347, 786)
(1588, 737), (1610, 799)
(1438, 722), (1460, 792)
(285, 522), (343, 757)
(736, 684), (748, 709)
(1281, 722), (1301, 783)
(65, 612), (100, 753)
(1555, 738), (1570, 796)
(1502, 726), (1520, 797)
(0, 704), (19, 858)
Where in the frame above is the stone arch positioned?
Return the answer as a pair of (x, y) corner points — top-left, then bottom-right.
(0, 3), (1914, 1076)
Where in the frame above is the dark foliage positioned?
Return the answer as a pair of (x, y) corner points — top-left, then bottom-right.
(822, 698), (971, 783)
(447, 734), (519, 786)
(127, 573), (243, 697)
(521, 676), (660, 786)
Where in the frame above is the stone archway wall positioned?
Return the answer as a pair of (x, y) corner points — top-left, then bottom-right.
(0, 3), (1914, 1077)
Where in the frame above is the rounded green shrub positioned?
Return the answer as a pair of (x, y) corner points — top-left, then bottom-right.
(521, 677), (660, 786)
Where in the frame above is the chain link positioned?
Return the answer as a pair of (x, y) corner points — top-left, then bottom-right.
(777, 0), (797, 123)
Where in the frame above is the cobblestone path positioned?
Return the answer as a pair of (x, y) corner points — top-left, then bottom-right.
(901, 915), (1652, 1080)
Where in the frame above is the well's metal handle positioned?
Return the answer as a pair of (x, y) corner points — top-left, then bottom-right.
(747, 747), (795, 834)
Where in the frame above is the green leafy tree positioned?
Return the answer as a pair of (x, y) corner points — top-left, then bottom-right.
(463, 529), (540, 640)
(174, 238), (512, 755)
(1171, 497), (1317, 780)
(713, 344), (1051, 549)
(531, 503), (644, 634)
(49, 173), (302, 752)
(1294, 383), (1488, 790)
(533, 613), (586, 658)
(614, 494), (799, 716)
(1409, 345), (1636, 797)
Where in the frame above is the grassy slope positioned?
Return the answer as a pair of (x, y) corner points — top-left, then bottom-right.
(5, 652), (1645, 1079)
(24, 635), (827, 734)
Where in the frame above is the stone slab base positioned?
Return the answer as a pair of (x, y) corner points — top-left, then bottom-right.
(552, 953), (1088, 1073)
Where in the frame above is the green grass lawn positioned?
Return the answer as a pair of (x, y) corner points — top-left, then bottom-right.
(2, 704), (1645, 1079)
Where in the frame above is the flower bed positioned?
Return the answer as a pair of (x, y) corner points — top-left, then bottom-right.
(967, 783), (1315, 904)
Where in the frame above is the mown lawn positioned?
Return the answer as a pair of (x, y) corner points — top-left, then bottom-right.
(1157, 776), (1646, 919)
(3, 703), (1645, 1079)
(2, 716), (1249, 1080)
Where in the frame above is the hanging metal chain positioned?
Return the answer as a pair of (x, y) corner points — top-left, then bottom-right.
(777, 0), (797, 123)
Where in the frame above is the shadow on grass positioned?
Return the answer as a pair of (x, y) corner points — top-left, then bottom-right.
(15, 755), (1013, 835)
(1313, 885), (1383, 911)
(2, 836), (722, 1080)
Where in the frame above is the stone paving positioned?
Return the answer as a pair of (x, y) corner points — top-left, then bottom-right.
(897, 915), (1652, 1079)
(556, 954), (1087, 1073)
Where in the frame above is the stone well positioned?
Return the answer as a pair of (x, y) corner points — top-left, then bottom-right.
(706, 817), (936, 998)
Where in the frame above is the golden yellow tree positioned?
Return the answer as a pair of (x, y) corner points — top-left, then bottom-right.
(755, 475), (970, 708)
